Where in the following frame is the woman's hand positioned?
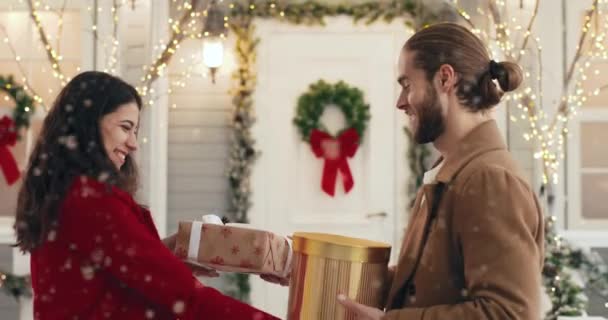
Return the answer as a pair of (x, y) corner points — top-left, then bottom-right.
(260, 274), (290, 286)
(185, 261), (220, 278)
(162, 233), (177, 251)
(164, 233), (219, 277)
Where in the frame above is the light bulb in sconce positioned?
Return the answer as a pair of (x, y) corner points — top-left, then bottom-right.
(203, 38), (224, 83)
(201, 0), (227, 84)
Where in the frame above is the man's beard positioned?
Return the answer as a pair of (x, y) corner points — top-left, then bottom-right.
(413, 85), (445, 144)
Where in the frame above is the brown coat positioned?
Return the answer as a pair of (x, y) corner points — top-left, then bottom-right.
(383, 120), (544, 320)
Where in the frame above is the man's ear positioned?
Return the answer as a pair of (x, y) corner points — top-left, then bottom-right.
(435, 64), (457, 93)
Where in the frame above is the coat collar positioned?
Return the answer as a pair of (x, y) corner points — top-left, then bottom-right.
(434, 120), (507, 184)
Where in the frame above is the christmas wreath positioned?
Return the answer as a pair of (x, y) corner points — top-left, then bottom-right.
(293, 80), (370, 196)
(0, 75), (36, 185)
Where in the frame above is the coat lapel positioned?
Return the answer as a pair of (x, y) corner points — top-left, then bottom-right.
(386, 184), (437, 308)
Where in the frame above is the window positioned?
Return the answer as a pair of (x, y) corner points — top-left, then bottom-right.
(567, 61), (608, 236)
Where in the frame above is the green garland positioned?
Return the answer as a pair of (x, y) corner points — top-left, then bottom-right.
(293, 80), (370, 142)
(543, 216), (608, 319)
(0, 76), (34, 301)
(404, 127), (431, 207)
(0, 270), (31, 301)
(224, 16), (258, 302)
(0, 75), (36, 138)
(228, 0), (437, 29)
(224, 0), (437, 303)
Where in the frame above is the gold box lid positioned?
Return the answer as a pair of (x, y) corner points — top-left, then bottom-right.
(292, 232), (391, 263)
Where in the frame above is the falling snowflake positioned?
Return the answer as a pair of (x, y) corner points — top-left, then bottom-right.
(59, 135), (78, 150)
(104, 256), (112, 267)
(172, 300), (185, 314)
(80, 265), (94, 280)
(91, 249), (104, 263)
(98, 171), (110, 182)
(47, 230), (57, 242)
(461, 288), (469, 297)
(62, 259), (72, 271)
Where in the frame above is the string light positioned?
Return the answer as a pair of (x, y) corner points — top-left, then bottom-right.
(454, 1), (608, 313)
(454, 0), (607, 185)
(100, 1), (123, 74)
(26, 0), (67, 86)
(139, 0), (220, 98)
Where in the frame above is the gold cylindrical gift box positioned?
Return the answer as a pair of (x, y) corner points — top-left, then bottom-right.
(287, 232), (391, 320)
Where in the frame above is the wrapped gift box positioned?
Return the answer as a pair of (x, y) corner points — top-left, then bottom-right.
(174, 218), (292, 277)
(287, 232), (391, 320)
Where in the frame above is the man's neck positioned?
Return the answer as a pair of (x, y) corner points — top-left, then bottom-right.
(433, 108), (492, 160)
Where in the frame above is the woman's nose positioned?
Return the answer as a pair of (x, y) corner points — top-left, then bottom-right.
(126, 132), (138, 151)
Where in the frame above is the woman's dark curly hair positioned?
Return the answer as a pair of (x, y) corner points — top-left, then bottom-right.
(15, 71), (142, 252)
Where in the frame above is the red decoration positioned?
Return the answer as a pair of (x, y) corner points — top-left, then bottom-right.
(0, 116), (20, 185)
(254, 246), (263, 256)
(210, 256), (225, 265)
(309, 127), (360, 196)
(231, 245), (240, 255)
(220, 227), (232, 238)
(240, 259), (253, 269)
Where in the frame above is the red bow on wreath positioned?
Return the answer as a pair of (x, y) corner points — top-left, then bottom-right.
(0, 116), (20, 185)
(310, 128), (359, 196)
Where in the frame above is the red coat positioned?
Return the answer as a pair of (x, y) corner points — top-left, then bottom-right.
(31, 176), (279, 320)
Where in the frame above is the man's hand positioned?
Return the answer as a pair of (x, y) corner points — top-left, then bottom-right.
(337, 294), (385, 320)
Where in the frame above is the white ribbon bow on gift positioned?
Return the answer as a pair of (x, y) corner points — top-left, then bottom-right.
(187, 214), (293, 278)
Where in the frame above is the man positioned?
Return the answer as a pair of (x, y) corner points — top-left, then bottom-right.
(338, 22), (544, 320)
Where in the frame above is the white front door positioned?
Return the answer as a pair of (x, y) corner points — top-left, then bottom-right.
(248, 17), (412, 317)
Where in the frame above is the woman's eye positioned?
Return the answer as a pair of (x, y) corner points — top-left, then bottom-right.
(121, 125), (131, 132)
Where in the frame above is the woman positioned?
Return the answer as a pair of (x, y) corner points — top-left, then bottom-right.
(15, 71), (279, 319)
(339, 23), (544, 319)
